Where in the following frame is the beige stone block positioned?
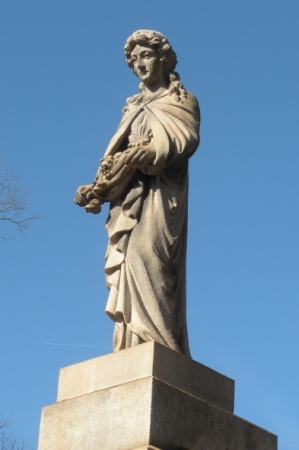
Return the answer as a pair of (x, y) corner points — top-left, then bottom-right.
(150, 378), (277, 450)
(39, 378), (152, 450)
(57, 341), (234, 412)
(38, 376), (277, 450)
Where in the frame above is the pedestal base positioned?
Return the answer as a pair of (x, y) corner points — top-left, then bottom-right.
(38, 342), (277, 450)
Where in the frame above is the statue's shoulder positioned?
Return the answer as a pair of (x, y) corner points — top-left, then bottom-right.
(156, 89), (199, 118)
(122, 93), (143, 115)
(185, 90), (199, 107)
(185, 91), (200, 119)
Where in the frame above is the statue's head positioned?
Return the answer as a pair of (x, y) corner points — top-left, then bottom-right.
(124, 30), (177, 80)
(124, 30), (186, 102)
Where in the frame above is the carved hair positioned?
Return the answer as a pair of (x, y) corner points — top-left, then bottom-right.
(124, 30), (187, 102)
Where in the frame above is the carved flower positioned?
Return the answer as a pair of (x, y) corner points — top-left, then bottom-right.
(100, 156), (114, 177)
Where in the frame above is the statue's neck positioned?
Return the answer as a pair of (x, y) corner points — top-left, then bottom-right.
(142, 87), (167, 104)
(142, 78), (168, 102)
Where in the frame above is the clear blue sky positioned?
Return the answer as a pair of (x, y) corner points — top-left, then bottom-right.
(1, 1), (298, 448)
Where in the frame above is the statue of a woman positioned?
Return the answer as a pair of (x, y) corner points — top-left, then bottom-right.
(75, 30), (200, 357)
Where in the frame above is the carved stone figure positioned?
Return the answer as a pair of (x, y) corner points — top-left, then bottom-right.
(75, 30), (200, 357)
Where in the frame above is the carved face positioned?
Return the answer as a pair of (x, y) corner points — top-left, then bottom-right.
(130, 44), (164, 86)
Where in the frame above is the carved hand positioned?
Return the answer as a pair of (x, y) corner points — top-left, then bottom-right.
(125, 146), (156, 170)
(74, 184), (94, 206)
(74, 184), (103, 214)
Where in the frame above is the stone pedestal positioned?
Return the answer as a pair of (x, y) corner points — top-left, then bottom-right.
(38, 342), (277, 450)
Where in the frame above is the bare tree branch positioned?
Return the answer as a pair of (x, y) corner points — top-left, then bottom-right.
(0, 156), (39, 240)
(0, 415), (31, 450)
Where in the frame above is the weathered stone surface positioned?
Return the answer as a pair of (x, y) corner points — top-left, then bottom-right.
(39, 376), (277, 450)
(150, 378), (277, 450)
(39, 378), (152, 450)
(57, 341), (234, 413)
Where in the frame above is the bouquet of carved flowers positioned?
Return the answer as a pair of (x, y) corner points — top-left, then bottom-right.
(75, 149), (136, 214)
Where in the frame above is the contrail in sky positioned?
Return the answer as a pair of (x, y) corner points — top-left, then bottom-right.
(42, 341), (108, 348)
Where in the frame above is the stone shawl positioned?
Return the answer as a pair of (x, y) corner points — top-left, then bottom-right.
(102, 90), (200, 357)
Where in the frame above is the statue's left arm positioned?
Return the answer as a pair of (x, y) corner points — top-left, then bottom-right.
(135, 92), (200, 176)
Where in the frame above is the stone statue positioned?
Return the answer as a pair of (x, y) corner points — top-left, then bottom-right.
(74, 30), (200, 357)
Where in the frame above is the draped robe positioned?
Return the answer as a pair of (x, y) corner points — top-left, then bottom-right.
(101, 90), (200, 357)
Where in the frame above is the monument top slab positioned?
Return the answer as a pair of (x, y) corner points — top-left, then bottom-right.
(57, 341), (234, 413)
